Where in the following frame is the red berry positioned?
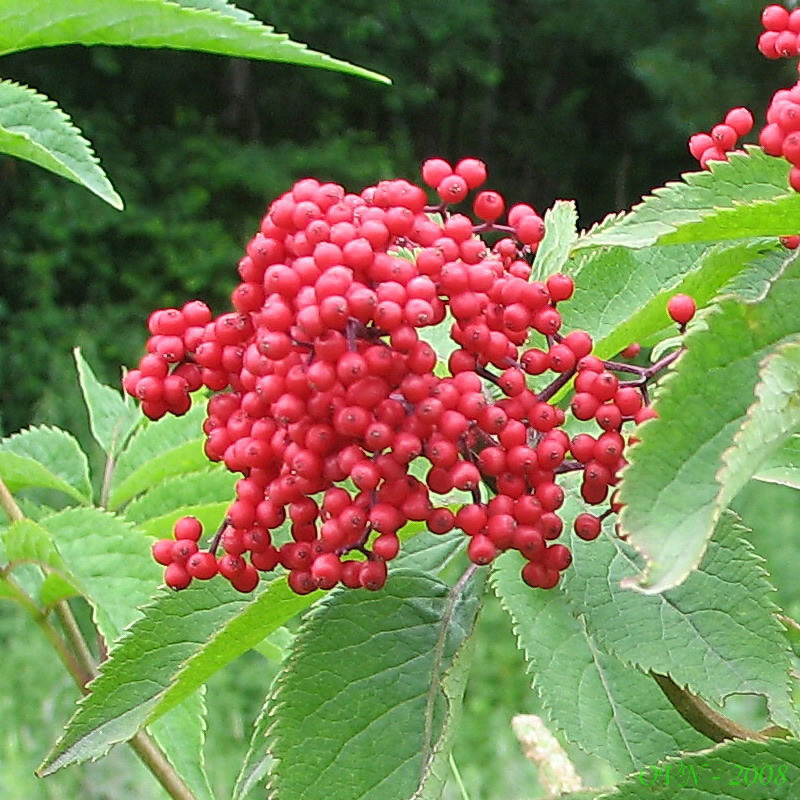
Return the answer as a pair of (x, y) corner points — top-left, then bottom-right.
(763, 5), (790, 32)
(174, 516), (203, 541)
(455, 158), (488, 189)
(164, 562), (191, 590)
(186, 552), (218, 579)
(574, 513), (602, 541)
(724, 107), (754, 138)
(473, 191), (505, 222)
(667, 294), (696, 325)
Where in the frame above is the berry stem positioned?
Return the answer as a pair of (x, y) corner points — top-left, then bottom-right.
(537, 368), (577, 403)
(207, 518), (229, 556)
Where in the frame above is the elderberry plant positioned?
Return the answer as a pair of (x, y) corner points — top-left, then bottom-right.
(3, 4), (800, 800)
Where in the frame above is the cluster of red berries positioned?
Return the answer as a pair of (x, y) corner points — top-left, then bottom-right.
(758, 4), (800, 58)
(689, 4), (800, 197)
(688, 108), (754, 169)
(128, 159), (693, 596)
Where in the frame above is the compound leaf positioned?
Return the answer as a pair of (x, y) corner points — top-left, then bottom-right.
(561, 510), (798, 733)
(39, 578), (316, 776)
(492, 553), (709, 775)
(266, 570), (484, 800)
(562, 240), (788, 360)
(619, 254), (800, 592)
(123, 468), (236, 523)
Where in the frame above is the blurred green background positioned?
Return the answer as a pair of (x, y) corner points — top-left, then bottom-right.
(2, 1), (800, 798)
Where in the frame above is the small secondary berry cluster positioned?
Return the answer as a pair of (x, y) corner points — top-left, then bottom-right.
(689, 4), (800, 198)
(126, 160), (692, 595)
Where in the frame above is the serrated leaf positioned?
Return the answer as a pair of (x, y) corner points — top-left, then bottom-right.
(0, 79), (122, 208)
(492, 553), (708, 774)
(266, 570), (484, 800)
(109, 404), (208, 509)
(595, 737), (800, 799)
(2, 518), (65, 570)
(149, 689), (214, 800)
(532, 200), (578, 280)
(575, 147), (791, 250)
(754, 434), (800, 489)
(74, 347), (140, 456)
(0, 0), (389, 84)
(0, 425), (91, 503)
(659, 191), (800, 246)
(561, 508), (798, 732)
(562, 240), (787, 360)
(719, 340), (800, 510)
(234, 531), (463, 800)
(123, 467), (236, 523)
(619, 254), (800, 593)
(41, 507), (161, 641)
(39, 578), (316, 776)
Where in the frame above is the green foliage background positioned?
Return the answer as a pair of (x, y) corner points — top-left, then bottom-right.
(3, 2), (800, 800)
(3, 0), (797, 436)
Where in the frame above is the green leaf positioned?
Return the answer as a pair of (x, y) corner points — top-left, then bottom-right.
(0, 425), (91, 503)
(266, 570), (484, 800)
(109, 404), (208, 509)
(123, 468), (236, 523)
(0, 0), (390, 84)
(492, 553), (709, 774)
(73, 347), (140, 456)
(234, 531), (465, 800)
(0, 79), (122, 209)
(39, 572), (80, 607)
(595, 737), (800, 799)
(39, 578), (316, 775)
(659, 192), (800, 247)
(532, 200), (578, 280)
(575, 147), (791, 250)
(149, 689), (214, 800)
(41, 507), (161, 641)
(719, 340), (800, 510)
(2, 518), (65, 570)
(561, 509), (798, 732)
(619, 254), (800, 593)
(562, 240), (787, 360)
(754, 434), (800, 489)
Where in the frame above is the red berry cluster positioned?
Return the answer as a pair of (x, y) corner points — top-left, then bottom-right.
(688, 108), (754, 169)
(758, 4), (800, 58)
(689, 4), (800, 199)
(128, 159), (692, 595)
